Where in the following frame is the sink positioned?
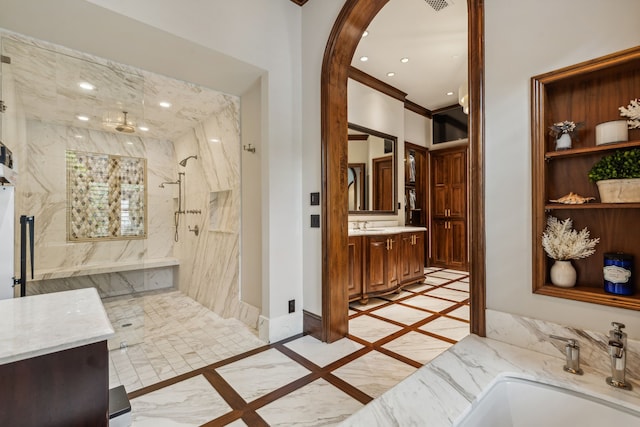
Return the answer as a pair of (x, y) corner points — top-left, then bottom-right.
(454, 376), (640, 427)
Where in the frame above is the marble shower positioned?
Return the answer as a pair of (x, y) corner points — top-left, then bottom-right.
(1, 32), (260, 332)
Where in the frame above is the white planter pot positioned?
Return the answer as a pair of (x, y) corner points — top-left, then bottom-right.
(550, 260), (577, 288)
(555, 133), (572, 150)
(596, 178), (640, 203)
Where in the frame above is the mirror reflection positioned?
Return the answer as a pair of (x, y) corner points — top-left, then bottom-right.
(348, 123), (396, 214)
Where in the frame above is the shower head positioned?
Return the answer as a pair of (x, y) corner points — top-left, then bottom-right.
(179, 155), (198, 167)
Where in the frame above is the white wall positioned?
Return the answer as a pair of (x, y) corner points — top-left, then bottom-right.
(485, 0), (640, 338)
(404, 110), (431, 148)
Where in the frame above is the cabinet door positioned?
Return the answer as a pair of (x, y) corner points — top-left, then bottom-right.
(347, 236), (362, 300)
(386, 234), (400, 288)
(431, 220), (449, 266)
(399, 233), (414, 283)
(411, 232), (425, 278)
(448, 151), (467, 218)
(431, 154), (448, 217)
(366, 235), (388, 292)
(449, 220), (467, 269)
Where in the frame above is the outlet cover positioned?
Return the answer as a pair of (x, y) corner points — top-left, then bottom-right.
(288, 299), (295, 313)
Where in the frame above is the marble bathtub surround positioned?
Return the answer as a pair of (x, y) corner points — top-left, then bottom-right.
(110, 268), (470, 425)
(486, 310), (640, 381)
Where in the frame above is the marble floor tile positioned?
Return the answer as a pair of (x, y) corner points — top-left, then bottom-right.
(348, 314), (403, 343)
(382, 331), (452, 365)
(446, 305), (470, 321)
(379, 290), (414, 301)
(332, 350), (417, 398)
(430, 271), (468, 280)
(426, 287), (471, 302)
(403, 282), (435, 293)
(256, 378), (363, 427)
(130, 375), (230, 426)
(400, 294), (458, 313)
(419, 316), (470, 342)
(443, 281), (470, 292)
(424, 276), (451, 285)
(349, 297), (388, 310)
(283, 335), (364, 367)
(442, 269), (468, 275)
(216, 348), (310, 403)
(369, 302), (434, 326)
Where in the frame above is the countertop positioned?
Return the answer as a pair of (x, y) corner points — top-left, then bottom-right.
(340, 334), (640, 426)
(348, 225), (427, 236)
(0, 288), (114, 365)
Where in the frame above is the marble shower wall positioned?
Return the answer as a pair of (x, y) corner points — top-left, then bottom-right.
(174, 101), (260, 329)
(18, 119), (177, 296)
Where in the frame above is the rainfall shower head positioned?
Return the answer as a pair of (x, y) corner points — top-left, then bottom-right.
(179, 155), (198, 167)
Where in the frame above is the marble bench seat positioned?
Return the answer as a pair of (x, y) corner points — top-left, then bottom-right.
(30, 257), (179, 281)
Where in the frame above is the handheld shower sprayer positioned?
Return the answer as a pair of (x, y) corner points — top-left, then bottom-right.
(179, 155), (198, 167)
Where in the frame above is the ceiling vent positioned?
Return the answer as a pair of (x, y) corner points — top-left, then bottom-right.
(424, 0), (451, 12)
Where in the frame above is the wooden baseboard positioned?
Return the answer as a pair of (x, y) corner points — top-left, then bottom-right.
(303, 310), (322, 341)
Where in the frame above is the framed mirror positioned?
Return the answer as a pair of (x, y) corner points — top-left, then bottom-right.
(348, 123), (397, 215)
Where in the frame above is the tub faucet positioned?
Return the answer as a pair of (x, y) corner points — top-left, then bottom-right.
(606, 322), (632, 390)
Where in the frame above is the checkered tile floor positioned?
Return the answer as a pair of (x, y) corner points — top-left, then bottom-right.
(108, 268), (470, 426)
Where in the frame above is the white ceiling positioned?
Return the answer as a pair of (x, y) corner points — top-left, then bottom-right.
(352, 0), (468, 111)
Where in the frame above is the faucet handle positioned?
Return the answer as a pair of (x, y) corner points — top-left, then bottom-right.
(550, 335), (584, 375)
(611, 322), (626, 332)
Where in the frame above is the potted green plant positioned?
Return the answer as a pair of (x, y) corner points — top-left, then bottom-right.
(588, 148), (640, 203)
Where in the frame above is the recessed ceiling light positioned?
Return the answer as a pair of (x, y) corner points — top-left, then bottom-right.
(359, 56), (368, 62)
(126, 141), (134, 145)
(446, 91), (455, 96)
(74, 134), (83, 139)
(159, 101), (172, 108)
(78, 81), (95, 90)
(400, 57), (409, 63)
(362, 30), (369, 38)
(387, 72), (395, 77)
(209, 138), (221, 143)
(76, 115), (90, 121)
(138, 126), (149, 132)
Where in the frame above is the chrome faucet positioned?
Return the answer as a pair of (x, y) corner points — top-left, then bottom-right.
(606, 322), (632, 390)
(550, 335), (583, 375)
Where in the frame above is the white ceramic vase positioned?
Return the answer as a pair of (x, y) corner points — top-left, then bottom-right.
(555, 133), (572, 150)
(550, 260), (577, 288)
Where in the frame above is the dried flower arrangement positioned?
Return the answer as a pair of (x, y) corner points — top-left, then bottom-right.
(619, 98), (640, 129)
(548, 120), (584, 138)
(542, 216), (599, 260)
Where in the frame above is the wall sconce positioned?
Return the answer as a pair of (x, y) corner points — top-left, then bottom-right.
(458, 82), (469, 115)
(243, 144), (256, 153)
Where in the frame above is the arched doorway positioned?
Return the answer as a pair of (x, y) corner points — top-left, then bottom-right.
(319, 0), (485, 342)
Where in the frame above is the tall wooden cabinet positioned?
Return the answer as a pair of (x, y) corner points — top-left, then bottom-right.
(404, 142), (428, 226)
(532, 46), (640, 310)
(429, 147), (468, 270)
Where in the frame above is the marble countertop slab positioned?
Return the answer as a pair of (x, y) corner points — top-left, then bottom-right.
(340, 334), (640, 426)
(0, 288), (114, 365)
(348, 226), (427, 236)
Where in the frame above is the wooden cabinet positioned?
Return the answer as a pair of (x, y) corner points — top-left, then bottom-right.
(366, 234), (400, 294)
(400, 231), (426, 285)
(531, 46), (640, 310)
(348, 235), (363, 301)
(348, 230), (426, 303)
(430, 147), (468, 270)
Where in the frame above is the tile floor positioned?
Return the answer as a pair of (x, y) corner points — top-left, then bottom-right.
(106, 267), (470, 426)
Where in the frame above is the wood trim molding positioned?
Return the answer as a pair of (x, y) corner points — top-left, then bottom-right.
(302, 310), (322, 341)
(349, 66), (407, 102)
(467, 0), (486, 337)
(290, 0), (309, 6)
(404, 99), (432, 118)
(318, 0), (486, 342)
(432, 103), (463, 114)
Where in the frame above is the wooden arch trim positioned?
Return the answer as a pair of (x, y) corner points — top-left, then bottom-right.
(319, 0), (486, 342)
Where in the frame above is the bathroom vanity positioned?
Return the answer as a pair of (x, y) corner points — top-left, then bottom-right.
(0, 288), (114, 427)
(348, 226), (427, 303)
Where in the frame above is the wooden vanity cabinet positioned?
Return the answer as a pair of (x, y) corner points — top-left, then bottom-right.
(365, 234), (400, 295)
(400, 232), (425, 285)
(348, 235), (364, 301)
(349, 230), (426, 303)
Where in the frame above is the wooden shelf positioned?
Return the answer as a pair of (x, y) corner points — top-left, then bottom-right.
(544, 140), (640, 160)
(535, 284), (640, 311)
(545, 202), (640, 210)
